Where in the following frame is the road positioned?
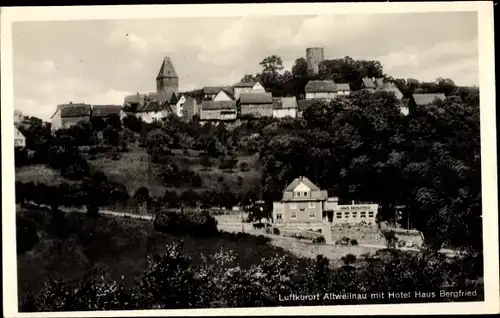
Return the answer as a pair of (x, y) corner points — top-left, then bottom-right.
(21, 203), (459, 256)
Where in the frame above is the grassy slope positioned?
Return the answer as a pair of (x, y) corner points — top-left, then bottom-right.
(15, 165), (78, 185)
(17, 208), (303, 300)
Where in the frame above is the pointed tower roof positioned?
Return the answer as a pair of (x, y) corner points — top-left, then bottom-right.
(156, 56), (178, 80)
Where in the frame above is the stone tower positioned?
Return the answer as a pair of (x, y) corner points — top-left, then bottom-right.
(156, 56), (179, 95)
(306, 47), (325, 74)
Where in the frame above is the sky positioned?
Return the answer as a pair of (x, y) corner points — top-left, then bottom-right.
(12, 11), (478, 120)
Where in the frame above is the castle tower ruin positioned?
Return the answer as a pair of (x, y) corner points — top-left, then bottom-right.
(306, 47), (325, 74)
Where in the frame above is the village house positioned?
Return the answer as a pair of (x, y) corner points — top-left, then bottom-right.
(272, 97), (298, 118)
(123, 93), (147, 112)
(135, 91), (176, 123)
(14, 110), (23, 123)
(239, 92), (273, 118)
(272, 176), (379, 226)
(202, 86), (234, 101)
(50, 102), (92, 131)
(174, 93), (187, 117)
(14, 125), (26, 148)
(179, 96), (198, 121)
(232, 81), (265, 100)
(304, 80), (351, 100)
(361, 77), (404, 100)
(213, 88), (235, 102)
(200, 100), (237, 122)
(409, 93), (446, 108)
(91, 105), (123, 120)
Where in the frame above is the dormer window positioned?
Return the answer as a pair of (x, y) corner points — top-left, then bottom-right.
(303, 192), (308, 197)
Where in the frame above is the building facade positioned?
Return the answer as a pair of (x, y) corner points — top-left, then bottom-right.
(233, 81), (265, 100)
(272, 97), (297, 118)
(50, 103), (92, 131)
(200, 100), (237, 121)
(239, 92), (273, 118)
(272, 176), (379, 226)
(203, 86), (234, 101)
(305, 80), (337, 100)
(14, 126), (26, 148)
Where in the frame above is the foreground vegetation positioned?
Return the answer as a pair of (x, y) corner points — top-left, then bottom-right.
(18, 208), (483, 311)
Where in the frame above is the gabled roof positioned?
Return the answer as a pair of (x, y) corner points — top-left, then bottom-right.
(297, 99), (324, 111)
(58, 103), (92, 118)
(305, 80), (336, 93)
(412, 93), (446, 106)
(374, 78), (385, 87)
(284, 176), (321, 192)
(273, 97), (298, 110)
(201, 100), (237, 111)
(361, 77), (376, 89)
(156, 56), (178, 80)
(15, 126), (25, 138)
(124, 93), (147, 106)
(136, 101), (168, 113)
(203, 86), (233, 96)
(239, 92), (273, 104)
(335, 83), (351, 91)
(233, 81), (258, 88)
(91, 105), (122, 118)
(215, 89), (235, 100)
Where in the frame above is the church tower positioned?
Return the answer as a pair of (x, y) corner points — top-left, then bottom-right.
(156, 56), (179, 95)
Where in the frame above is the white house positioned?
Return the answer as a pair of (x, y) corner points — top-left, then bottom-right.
(233, 81), (265, 100)
(305, 80), (337, 100)
(175, 94), (187, 117)
(273, 97), (297, 118)
(14, 126), (26, 148)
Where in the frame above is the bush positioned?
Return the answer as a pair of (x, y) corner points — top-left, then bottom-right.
(154, 211), (218, 237)
(397, 239), (406, 248)
(312, 236), (326, 244)
(350, 239), (359, 246)
(272, 227), (281, 235)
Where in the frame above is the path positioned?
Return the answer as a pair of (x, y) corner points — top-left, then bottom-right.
(21, 203), (460, 256)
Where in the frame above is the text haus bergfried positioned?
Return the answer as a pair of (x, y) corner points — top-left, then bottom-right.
(279, 290), (478, 302)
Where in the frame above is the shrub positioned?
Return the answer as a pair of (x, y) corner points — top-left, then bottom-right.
(154, 211), (218, 237)
(350, 239), (359, 246)
(312, 236), (326, 244)
(265, 227), (272, 234)
(397, 239), (406, 248)
(272, 227), (281, 235)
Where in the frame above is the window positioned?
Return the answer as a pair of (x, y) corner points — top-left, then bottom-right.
(290, 203), (297, 210)
(290, 211), (297, 219)
(344, 212), (350, 218)
(352, 212), (358, 218)
(336, 212), (342, 219)
(276, 213), (282, 220)
(360, 212), (366, 218)
(309, 202), (316, 208)
(309, 210), (316, 219)
(368, 212), (374, 218)
(303, 192), (308, 197)
(296, 192), (300, 197)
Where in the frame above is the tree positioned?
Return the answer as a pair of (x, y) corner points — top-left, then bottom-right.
(102, 126), (120, 146)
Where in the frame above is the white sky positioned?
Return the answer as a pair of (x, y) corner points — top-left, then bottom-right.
(12, 11), (478, 120)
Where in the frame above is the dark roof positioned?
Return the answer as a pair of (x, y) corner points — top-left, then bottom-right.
(124, 94), (147, 105)
(362, 77), (376, 89)
(58, 103), (92, 118)
(335, 83), (350, 91)
(239, 92), (273, 104)
(156, 56), (178, 80)
(203, 86), (233, 96)
(305, 80), (336, 93)
(233, 81), (257, 88)
(201, 100), (237, 110)
(136, 101), (168, 113)
(412, 93), (446, 106)
(281, 176), (328, 201)
(273, 97), (297, 109)
(91, 105), (122, 118)
(297, 99), (324, 111)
